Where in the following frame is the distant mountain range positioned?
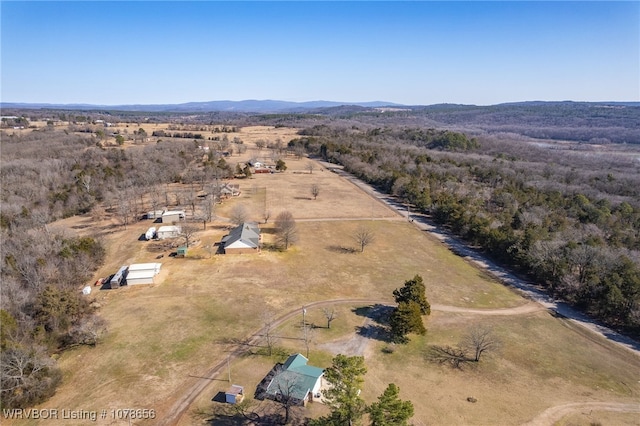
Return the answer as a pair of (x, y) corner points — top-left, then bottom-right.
(0, 99), (406, 113)
(2, 99), (638, 114)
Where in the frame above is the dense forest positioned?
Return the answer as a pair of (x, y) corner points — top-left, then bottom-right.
(0, 127), (241, 408)
(289, 123), (640, 336)
(1, 103), (639, 408)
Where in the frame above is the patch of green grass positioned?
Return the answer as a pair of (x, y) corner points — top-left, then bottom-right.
(170, 335), (209, 362)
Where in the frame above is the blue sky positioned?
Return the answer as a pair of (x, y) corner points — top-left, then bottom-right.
(1, 1), (638, 105)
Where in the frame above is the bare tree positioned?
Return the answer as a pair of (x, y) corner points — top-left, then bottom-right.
(427, 325), (500, 368)
(261, 311), (280, 357)
(354, 225), (375, 252)
(263, 209), (271, 224)
(0, 347), (62, 408)
(185, 185), (198, 217)
(274, 211), (298, 250)
(149, 185), (164, 218)
(202, 194), (215, 223)
(229, 204), (249, 226)
(311, 184), (320, 200)
(463, 325), (500, 362)
(306, 162), (315, 174)
(323, 308), (338, 329)
(179, 222), (200, 249)
(116, 189), (135, 229)
(64, 315), (108, 348)
(271, 370), (304, 425)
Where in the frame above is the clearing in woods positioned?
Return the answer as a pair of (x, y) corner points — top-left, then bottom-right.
(29, 126), (640, 426)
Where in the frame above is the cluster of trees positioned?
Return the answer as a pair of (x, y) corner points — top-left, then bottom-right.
(296, 123), (640, 336)
(1, 230), (107, 407)
(0, 127), (237, 408)
(151, 130), (204, 139)
(310, 355), (414, 426)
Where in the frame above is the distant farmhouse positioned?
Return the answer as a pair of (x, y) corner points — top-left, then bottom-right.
(264, 354), (324, 406)
(219, 183), (241, 199)
(221, 222), (261, 254)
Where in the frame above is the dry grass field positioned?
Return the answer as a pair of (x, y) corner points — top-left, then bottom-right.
(14, 127), (640, 426)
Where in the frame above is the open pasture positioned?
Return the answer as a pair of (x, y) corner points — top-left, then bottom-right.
(19, 129), (640, 426)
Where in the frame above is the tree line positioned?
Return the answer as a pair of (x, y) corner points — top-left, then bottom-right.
(294, 123), (640, 336)
(0, 127), (235, 408)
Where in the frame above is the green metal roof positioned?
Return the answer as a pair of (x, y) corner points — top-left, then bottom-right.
(266, 354), (324, 402)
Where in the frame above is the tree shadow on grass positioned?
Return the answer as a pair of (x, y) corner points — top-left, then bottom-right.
(352, 304), (395, 343)
(326, 245), (358, 254)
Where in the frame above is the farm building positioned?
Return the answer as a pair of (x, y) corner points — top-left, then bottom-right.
(264, 354), (324, 406)
(110, 265), (128, 289)
(126, 263), (162, 285)
(157, 225), (181, 240)
(248, 160), (264, 168)
(147, 210), (164, 220)
(219, 183), (241, 198)
(162, 210), (185, 223)
(221, 222), (261, 254)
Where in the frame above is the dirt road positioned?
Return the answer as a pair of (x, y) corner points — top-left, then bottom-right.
(159, 298), (547, 426)
(329, 164), (640, 358)
(522, 401), (640, 426)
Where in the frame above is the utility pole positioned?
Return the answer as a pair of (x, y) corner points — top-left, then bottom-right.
(227, 354), (231, 382)
(302, 306), (308, 356)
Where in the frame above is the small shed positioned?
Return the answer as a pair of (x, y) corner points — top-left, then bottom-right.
(162, 210), (185, 223)
(157, 225), (181, 240)
(225, 385), (244, 404)
(176, 246), (188, 257)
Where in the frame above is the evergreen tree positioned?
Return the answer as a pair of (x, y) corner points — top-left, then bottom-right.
(389, 301), (426, 343)
(367, 383), (414, 426)
(314, 354), (367, 426)
(393, 275), (430, 315)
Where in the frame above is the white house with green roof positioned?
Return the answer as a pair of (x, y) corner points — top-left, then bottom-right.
(265, 353), (324, 406)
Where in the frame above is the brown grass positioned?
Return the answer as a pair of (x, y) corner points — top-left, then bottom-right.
(18, 126), (640, 426)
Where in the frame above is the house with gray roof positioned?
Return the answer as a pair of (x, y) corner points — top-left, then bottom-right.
(265, 353), (324, 406)
(221, 222), (261, 254)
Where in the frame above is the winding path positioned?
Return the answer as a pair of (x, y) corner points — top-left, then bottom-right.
(522, 401), (640, 426)
(329, 163), (640, 358)
(159, 163), (639, 425)
(158, 298), (544, 425)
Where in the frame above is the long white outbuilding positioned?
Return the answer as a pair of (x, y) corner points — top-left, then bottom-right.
(126, 263), (162, 285)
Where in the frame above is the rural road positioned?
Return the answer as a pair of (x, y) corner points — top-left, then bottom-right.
(159, 163), (639, 425)
(327, 163), (640, 358)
